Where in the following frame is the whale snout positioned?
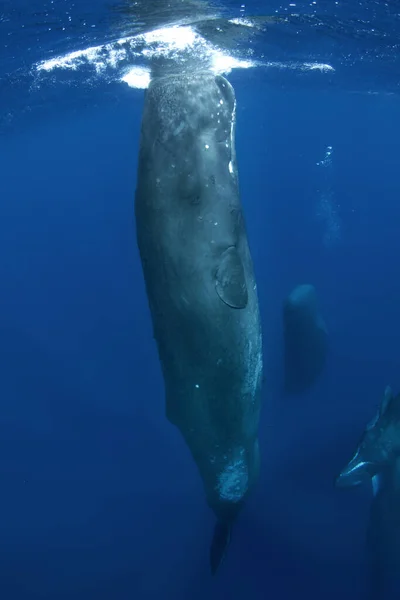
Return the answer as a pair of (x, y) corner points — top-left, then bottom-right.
(335, 469), (363, 488)
(335, 454), (374, 488)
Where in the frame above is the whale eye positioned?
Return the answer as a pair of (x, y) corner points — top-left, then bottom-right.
(215, 246), (248, 309)
(179, 171), (201, 205)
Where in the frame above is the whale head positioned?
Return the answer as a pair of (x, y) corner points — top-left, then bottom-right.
(336, 386), (400, 488)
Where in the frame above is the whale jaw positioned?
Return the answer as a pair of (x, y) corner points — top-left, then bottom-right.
(336, 450), (378, 488)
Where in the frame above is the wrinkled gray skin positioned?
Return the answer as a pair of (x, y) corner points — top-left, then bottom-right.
(336, 387), (400, 599)
(283, 283), (328, 395)
(134, 72), (263, 573)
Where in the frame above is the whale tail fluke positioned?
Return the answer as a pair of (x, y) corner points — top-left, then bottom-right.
(210, 520), (231, 575)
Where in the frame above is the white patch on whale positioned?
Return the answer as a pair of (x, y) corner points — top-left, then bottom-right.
(217, 448), (249, 502)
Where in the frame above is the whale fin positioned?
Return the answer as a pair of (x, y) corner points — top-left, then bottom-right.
(210, 521), (231, 575)
(215, 246), (248, 309)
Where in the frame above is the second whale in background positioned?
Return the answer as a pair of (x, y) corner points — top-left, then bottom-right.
(336, 386), (400, 599)
(282, 283), (328, 395)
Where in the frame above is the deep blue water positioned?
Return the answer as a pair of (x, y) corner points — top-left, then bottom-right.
(1, 1), (400, 599)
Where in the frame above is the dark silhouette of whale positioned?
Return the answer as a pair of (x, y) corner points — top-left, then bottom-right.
(283, 283), (327, 395)
(336, 386), (400, 488)
(134, 71), (263, 574)
(336, 386), (400, 599)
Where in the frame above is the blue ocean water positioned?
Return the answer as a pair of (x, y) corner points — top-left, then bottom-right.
(0, 0), (400, 598)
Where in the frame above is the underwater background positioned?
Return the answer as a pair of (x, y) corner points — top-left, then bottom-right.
(1, 0), (400, 598)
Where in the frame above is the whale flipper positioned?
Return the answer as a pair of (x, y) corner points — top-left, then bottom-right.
(210, 521), (231, 575)
(215, 246), (248, 309)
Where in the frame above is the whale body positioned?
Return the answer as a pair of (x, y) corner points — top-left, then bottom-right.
(367, 459), (400, 600)
(283, 283), (327, 395)
(336, 386), (400, 599)
(134, 71), (263, 574)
